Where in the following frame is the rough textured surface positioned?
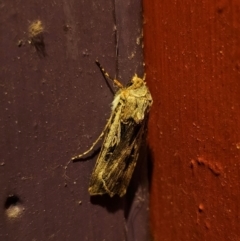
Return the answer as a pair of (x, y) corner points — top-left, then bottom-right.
(143, 0), (240, 240)
(0, 1), (149, 240)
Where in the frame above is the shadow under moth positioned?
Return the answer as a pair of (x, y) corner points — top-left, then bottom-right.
(70, 61), (153, 197)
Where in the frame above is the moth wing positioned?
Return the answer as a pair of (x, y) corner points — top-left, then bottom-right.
(89, 119), (146, 197)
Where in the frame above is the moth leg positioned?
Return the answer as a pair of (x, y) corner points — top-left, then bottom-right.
(63, 131), (104, 181)
(95, 60), (123, 88)
(71, 130), (105, 161)
(63, 120), (109, 180)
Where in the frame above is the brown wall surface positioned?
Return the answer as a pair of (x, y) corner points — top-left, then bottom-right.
(144, 0), (240, 240)
(0, 1), (149, 240)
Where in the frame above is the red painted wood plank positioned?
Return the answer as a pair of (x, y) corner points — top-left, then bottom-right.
(144, 1), (240, 240)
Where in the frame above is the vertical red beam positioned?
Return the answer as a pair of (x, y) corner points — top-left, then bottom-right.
(144, 1), (240, 240)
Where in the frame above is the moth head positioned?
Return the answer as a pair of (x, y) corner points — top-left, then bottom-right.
(131, 74), (145, 88)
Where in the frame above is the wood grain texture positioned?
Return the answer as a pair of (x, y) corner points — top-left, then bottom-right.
(143, 0), (240, 240)
(0, 0), (149, 240)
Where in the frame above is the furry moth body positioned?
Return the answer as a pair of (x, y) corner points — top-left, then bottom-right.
(72, 62), (153, 197)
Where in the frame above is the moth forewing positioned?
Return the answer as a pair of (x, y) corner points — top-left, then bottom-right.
(89, 119), (147, 197)
(87, 73), (153, 197)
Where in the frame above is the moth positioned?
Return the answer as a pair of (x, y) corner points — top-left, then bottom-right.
(71, 61), (153, 197)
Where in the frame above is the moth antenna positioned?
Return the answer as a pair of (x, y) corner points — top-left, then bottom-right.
(143, 73), (146, 81)
(95, 60), (123, 88)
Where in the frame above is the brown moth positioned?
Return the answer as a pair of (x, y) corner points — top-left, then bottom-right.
(71, 61), (153, 197)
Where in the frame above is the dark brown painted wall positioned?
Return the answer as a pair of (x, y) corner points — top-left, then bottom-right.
(144, 0), (240, 240)
(0, 1), (150, 240)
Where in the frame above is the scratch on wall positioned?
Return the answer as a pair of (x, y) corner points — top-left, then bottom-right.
(62, 1), (79, 60)
(191, 157), (223, 176)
